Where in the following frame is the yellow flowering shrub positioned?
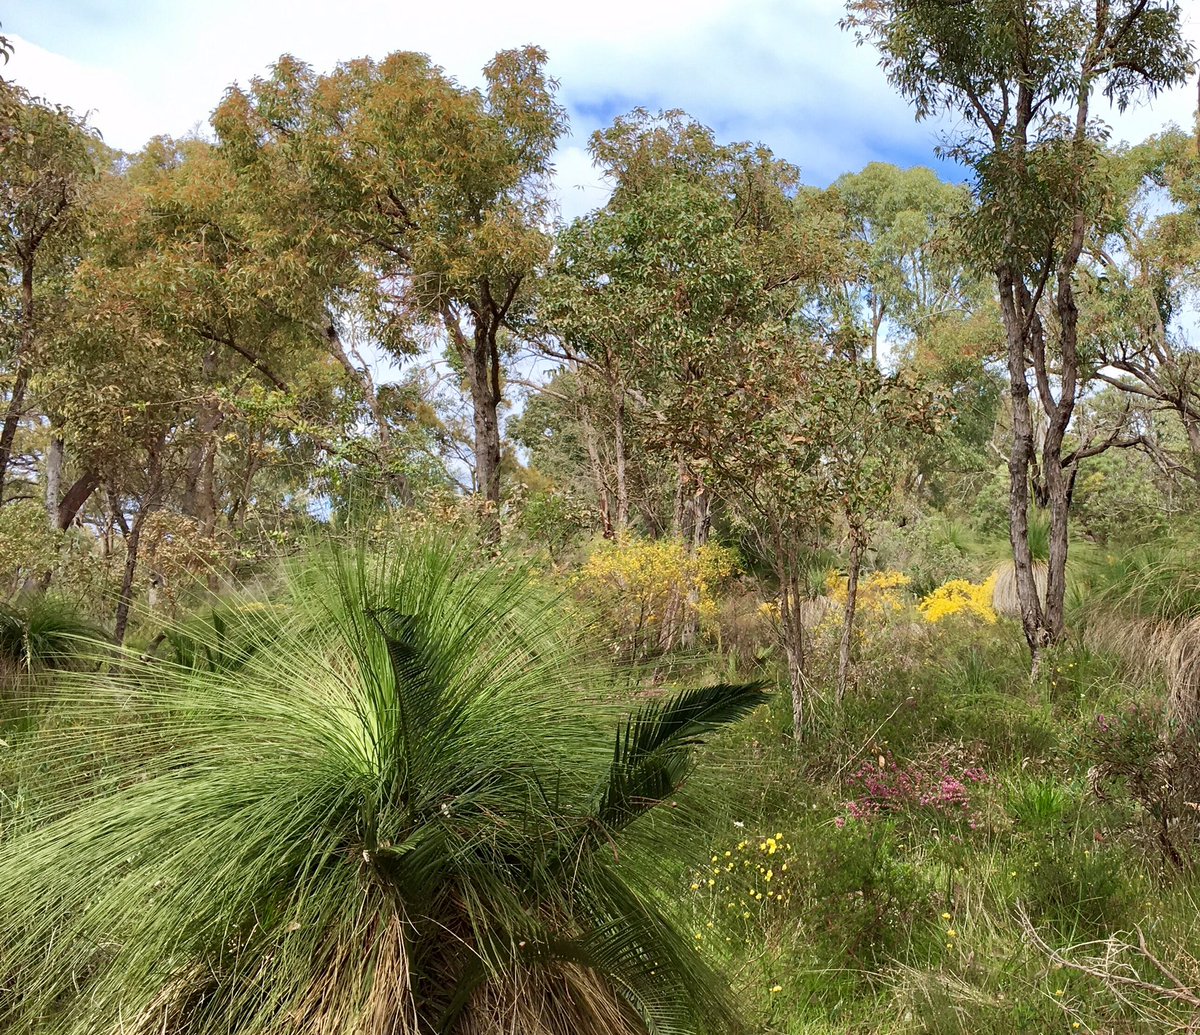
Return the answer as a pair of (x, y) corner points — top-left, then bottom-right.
(575, 536), (737, 655)
(825, 569), (912, 619)
(917, 574), (998, 624)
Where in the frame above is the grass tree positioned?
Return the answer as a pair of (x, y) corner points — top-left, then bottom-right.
(0, 538), (764, 1035)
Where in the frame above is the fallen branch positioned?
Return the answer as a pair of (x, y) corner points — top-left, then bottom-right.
(1018, 904), (1200, 1018)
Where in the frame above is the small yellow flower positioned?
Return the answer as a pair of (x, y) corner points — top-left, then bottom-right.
(690, 883), (700, 891)
(694, 933), (703, 941)
(946, 929), (956, 937)
(941, 912), (951, 920)
(769, 984), (782, 994)
(1055, 989), (1064, 997)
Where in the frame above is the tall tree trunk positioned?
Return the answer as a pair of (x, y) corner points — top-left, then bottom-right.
(998, 268), (1049, 670)
(471, 321), (503, 511)
(55, 471), (99, 531)
(672, 456), (689, 540)
(182, 348), (221, 530)
(1184, 415), (1200, 474)
(113, 512), (146, 647)
(836, 528), (864, 705)
(34, 446), (92, 592)
(113, 441), (163, 646)
(443, 304), (502, 533)
(579, 401), (614, 538)
(44, 433), (63, 528)
(0, 261), (35, 505)
(677, 476), (712, 650)
(775, 536), (807, 741)
(612, 386), (629, 533)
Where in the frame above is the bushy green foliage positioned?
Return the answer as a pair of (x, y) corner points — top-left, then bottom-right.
(0, 539), (767, 1035)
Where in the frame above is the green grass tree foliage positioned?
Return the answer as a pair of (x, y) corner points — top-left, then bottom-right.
(0, 538), (766, 1035)
(0, 593), (99, 671)
(844, 0), (1194, 671)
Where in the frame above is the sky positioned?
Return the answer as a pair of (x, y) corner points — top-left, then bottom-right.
(7, 0), (1200, 224)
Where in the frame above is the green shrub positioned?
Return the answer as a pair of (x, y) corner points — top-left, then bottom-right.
(1016, 837), (1142, 941)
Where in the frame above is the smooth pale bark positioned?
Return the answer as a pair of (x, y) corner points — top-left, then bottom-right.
(999, 269), (1049, 667)
(44, 434), (63, 528)
(992, 64), (1092, 670)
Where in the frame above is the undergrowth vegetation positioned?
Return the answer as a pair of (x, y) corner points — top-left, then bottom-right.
(5, 530), (1200, 1033)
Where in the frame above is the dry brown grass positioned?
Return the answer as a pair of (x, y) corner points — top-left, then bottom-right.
(990, 560), (1047, 618)
(1167, 616), (1200, 730)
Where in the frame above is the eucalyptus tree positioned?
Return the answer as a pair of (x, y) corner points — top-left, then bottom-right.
(845, 0), (1195, 668)
(829, 162), (980, 367)
(1083, 129), (1200, 480)
(547, 110), (867, 729)
(49, 226), (199, 642)
(545, 110), (836, 551)
(0, 83), (101, 508)
(215, 48), (566, 519)
(820, 361), (944, 703)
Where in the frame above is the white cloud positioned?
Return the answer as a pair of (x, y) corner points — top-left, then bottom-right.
(8, 0), (1200, 201)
